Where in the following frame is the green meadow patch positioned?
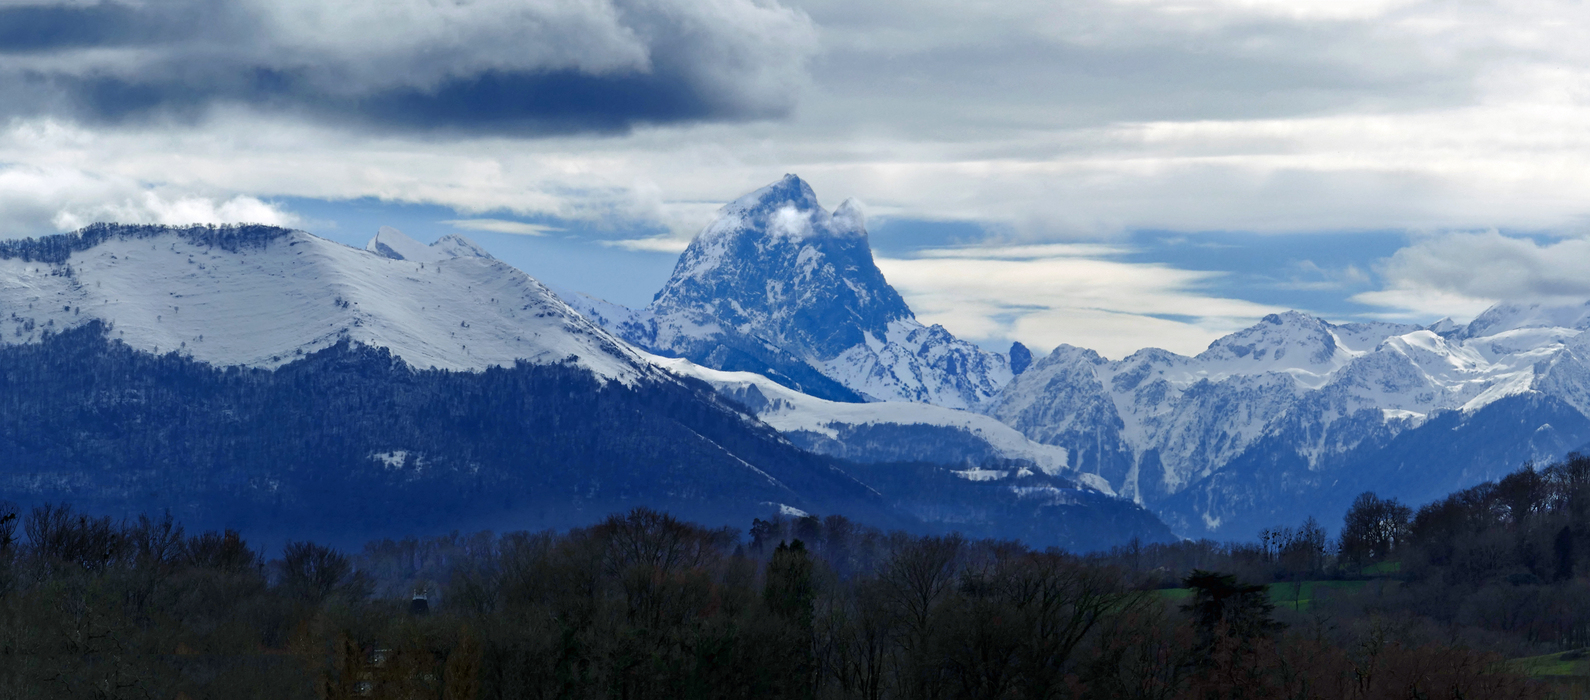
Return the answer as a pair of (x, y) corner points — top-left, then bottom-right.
(1268, 580), (1369, 611)
(1156, 580), (1368, 612)
(1511, 649), (1590, 678)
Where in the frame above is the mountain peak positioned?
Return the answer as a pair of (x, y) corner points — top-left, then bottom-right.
(724, 173), (819, 213)
(1194, 310), (1349, 378)
(606, 176), (1011, 408)
(653, 176), (912, 343)
(1428, 316), (1461, 335)
(1459, 300), (1590, 340)
(833, 197), (865, 233)
(367, 227), (491, 264)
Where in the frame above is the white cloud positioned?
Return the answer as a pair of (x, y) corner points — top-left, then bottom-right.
(7, 0), (1590, 356)
(1353, 231), (1590, 320)
(1269, 260), (1373, 291)
(0, 162), (299, 235)
(600, 236), (692, 253)
(912, 242), (1132, 259)
(7, 0), (1590, 242)
(876, 249), (1284, 358)
(442, 219), (558, 236)
(53, 192), (300, 231)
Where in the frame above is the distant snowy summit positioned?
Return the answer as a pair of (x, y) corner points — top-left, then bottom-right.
(992, 304), (1590, 536)
(367, 226), (493, 263)
(561, 174), (1013, 409)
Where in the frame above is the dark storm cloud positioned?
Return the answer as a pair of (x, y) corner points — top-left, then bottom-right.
(0, 3), (147, 51)
(0, 0), (816, 134)
(42, 67), (729, 134)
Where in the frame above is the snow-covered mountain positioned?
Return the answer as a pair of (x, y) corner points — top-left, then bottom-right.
(0, 223), (654, 381)
(648, 354), (1175, 546)
(992, 306), (1590, 537)
(562, 175), (1012, 409)
(652, 354), (1110, 490)
(0, 222), (1173, 549)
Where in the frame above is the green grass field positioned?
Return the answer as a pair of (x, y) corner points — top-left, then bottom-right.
(1157, 587), (1195, 602)
(1511, 649), (1590, 678)
(1360, 561), (1403, 575)
(1267, 580), (1369, 611)
(1156, 580), (1368, 611)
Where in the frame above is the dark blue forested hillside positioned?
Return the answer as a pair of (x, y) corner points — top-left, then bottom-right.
(0, 322), (894, 547)
(0, 323), (1172, 549)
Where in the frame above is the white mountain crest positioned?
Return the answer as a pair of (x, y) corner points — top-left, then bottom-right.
(0, 224), (653, 382)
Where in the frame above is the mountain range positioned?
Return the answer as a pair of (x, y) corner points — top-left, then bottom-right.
(558, 175), (1590, 541)
(4, 174), (1585, 547)
(0, 220), (1167, 549)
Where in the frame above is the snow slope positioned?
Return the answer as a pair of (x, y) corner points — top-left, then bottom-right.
(0, 224), (655, 382)
(993, 306), (1590, 523)
(648, 354), (1106, 489)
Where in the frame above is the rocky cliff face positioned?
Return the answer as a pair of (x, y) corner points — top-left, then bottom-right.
(566, 174), (1013, 409)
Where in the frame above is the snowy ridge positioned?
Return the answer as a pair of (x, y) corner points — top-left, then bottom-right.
(994, 304), (1590, 524)
(0, 225), (656, 382)
(367, 226), (494, 264)
(815, 319), (1012, 408)
(648, 354), (1118, 494)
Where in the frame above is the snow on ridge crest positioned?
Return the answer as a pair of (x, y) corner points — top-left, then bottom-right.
(994, 301), (1590, 510)
(366, 226), (493, 264)
(649, 353), (1100, 492)
(0, 224), (653, 383)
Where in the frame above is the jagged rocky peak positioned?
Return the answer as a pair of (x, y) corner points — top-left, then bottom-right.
(652, 174), (914, 360)
(1009, 341), (1033, 375)
(366, 226), (492, 264)
(576, 174), (1014, 409)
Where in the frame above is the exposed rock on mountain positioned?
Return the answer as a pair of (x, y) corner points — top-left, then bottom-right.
(562, 175), (1013, 409)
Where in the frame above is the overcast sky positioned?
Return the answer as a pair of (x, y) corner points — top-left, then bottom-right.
(4, 0), (1590, 358)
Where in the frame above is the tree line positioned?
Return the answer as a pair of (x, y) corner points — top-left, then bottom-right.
(0, 490), (1560, 699)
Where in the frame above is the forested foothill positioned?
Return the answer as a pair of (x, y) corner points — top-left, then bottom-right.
(0, 322), (1167, 551)
(10, 459), (1590, 698)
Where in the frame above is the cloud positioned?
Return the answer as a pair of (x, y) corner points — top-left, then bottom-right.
(600, 236), (692, 253)
(876, 247), (1284, 358)
(911, 242), (1132, 259)
(10, 0), (1590, 320)
(442, 219), (557, 236)
(1269, 260), (1373, 291)
(1353, 231), (1590, 319)
(0, 0), (818, 134)
(0, 162), (299, 235)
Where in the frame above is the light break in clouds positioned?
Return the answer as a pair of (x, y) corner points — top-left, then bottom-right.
(444, 219), (558, 236)
(876, 244), (1282, 359)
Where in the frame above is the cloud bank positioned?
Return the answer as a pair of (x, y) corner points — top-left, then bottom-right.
(0, 0), (817, 134)
(1354, 231), (1590, 320)
(876, 245), (1282, 358)
(7, 0), (1590, 351)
